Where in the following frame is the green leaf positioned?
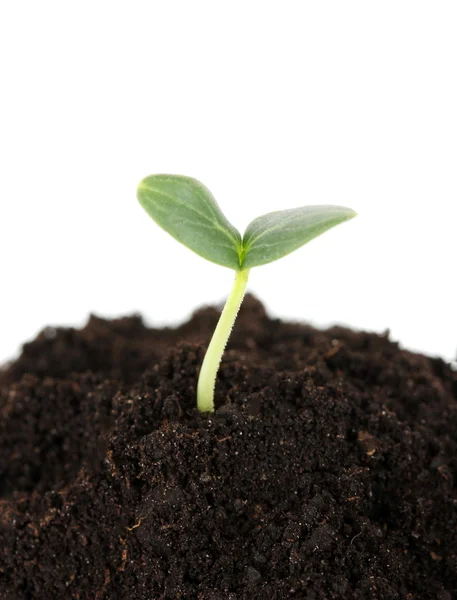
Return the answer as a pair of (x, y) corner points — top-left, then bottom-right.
(241, 205), (357, 269)
(137, 175), (242, 269)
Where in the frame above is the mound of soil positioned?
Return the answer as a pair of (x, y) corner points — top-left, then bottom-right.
(1, 296), (456, 599)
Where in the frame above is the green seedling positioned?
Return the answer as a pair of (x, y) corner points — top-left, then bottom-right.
(137, 174), (356, 413)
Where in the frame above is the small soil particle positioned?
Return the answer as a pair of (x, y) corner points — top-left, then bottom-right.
(0, 295), (456, 599)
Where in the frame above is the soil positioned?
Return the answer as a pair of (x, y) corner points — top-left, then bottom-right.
(1, 295), (456, 599)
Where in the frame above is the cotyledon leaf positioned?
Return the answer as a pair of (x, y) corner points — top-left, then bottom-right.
(137, 175), (243, 269)
(241, 205), (357, 269)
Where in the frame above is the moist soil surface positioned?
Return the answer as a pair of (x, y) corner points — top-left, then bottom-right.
(1, 296), (456, 600)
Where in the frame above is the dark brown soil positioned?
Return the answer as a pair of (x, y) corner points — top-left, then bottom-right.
(1, 296), (456, 599)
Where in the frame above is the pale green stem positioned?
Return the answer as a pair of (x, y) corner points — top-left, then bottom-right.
(197, 269), (250, 413)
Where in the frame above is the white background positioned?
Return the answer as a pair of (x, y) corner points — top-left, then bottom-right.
(0, 2), (456, 365)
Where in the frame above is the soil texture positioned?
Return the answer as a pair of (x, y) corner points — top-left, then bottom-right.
(1, 296), (456, 599)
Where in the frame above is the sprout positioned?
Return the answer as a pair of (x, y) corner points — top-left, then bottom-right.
(137, 174), (357, 413)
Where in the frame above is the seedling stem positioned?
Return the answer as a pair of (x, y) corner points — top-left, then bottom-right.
(197, 269), (250, 412)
